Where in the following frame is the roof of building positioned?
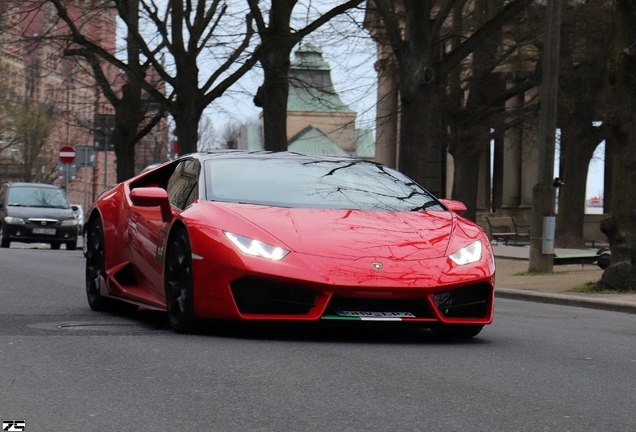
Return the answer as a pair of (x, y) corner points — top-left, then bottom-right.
(290, 43), (330, 71)
(287, 126), (349, 155)
(287, 43), (354, 114)
(355, 129), (376, 159)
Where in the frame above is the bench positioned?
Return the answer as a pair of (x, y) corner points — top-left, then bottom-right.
(485, 216), (530, 245)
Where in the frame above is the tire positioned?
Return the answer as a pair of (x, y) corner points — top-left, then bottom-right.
(0, 224), (10, 248)
(430, 324), (484, 339)
(66, 241), (77, 251)
(165, 227), (197, 333)
(51, 242), (61, 250)
(597, 253), (611, 270)
(85, 219), (111, 311)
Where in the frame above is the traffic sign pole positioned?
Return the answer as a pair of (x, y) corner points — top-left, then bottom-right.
(59, 146), (76, 198)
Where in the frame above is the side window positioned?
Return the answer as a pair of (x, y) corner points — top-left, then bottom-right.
(166, 159), (200, 210)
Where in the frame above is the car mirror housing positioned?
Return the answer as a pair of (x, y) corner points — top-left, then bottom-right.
(130, 187), (172, 221)
(439, 199), (467, 216)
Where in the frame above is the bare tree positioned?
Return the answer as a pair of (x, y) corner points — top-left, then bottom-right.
(369, 0), (534, 191)
(220, 121), (241, 149)
(0, 64), (55, 183)
(555, 0), (612, 248)
(247, 0), (365, 152)
(445, 0), (540, 221)
(48, 0), (258, 157)
(598, 0), (636, 291)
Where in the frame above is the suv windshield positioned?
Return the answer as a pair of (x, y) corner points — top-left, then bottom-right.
(204, 158), (444, 212)
(8, 186), (70, 209)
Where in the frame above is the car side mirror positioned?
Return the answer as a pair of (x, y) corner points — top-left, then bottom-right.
(439, 199), (467, 216)
(130, 187), (172, 222)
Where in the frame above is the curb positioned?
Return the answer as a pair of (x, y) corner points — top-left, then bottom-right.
(495, 288), (636, 315)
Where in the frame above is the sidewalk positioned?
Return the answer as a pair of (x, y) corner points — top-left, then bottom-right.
(493, 244), (636, 314)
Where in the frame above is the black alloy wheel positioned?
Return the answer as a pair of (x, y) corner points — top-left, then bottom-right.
(165, 228), (196, 333)
(430, 324), (484, 339)
(0, 224), (10, 248)
(51, 242), (61, 250)
(85, 219), (111, 311)
(66, 241), (77, 251)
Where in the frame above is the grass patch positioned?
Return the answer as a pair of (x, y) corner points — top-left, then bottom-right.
(514, 270), (556, 276)
(571, 281), (636, 294)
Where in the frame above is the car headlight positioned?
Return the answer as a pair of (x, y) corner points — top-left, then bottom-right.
(61, 218), (78, 226)
(449, 240), (482, 265)
(4, 216), (25, 225)
(224, 231), (290, 261)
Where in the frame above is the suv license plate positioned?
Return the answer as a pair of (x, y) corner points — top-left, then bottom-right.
(32, 228), (56, 235)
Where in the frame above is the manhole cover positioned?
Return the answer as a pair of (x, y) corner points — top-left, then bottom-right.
(28, 321), (162, 333)
(57, 323), (140, 331)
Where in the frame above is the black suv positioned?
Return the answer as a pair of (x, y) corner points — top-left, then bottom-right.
(0, 182), (78, 250)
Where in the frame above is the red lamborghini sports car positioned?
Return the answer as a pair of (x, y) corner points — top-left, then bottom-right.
(85, 151), (495, 337)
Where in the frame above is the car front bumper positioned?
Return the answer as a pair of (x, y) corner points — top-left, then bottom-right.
(3, 223), (78, 244)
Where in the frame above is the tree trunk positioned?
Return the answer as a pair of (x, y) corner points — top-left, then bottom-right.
(174, 75), (203, 156)
(451, 148), (484, 222)
(397, 86), (434, 188)
(112, 81), (144, 182)
(599, 1), (636, 290)
(257, 46), (293, 152)
(555, 121), (597, 249)
(448, 115), (489, 222)
(112, 128), (137, 182)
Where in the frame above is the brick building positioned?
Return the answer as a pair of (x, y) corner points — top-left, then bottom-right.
(0, 1), (168, 210)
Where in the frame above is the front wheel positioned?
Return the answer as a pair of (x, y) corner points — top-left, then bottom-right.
(0, 224), (10, 248)
(66, 241), (77, 251)
(85, 219), (110, 311)
(51, 242), (61, 250)
(165, 227), (197, 333)
(430, 324), (484, 339)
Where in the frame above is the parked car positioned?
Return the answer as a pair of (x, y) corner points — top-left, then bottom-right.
(71, 204), (84, 235)
(0, 182), (78, 250)
(85, 151), (495, 337)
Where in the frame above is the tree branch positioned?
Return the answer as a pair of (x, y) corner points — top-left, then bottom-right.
(439, 0), (534, 77)
(246, 0), (267, 34)
(296, 0), (365, 41)
(202, 13), (255, 93)
(64, 48), (121, 107)
(134, 107), (166, 143)
(431, 0), (459, 41)
(372, 0), (405, 57)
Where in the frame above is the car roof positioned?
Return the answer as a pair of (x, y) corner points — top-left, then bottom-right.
(4, 182), (61, 189)
(184, 150), (367, 164)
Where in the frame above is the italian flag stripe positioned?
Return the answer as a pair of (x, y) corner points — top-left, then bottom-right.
(321, 315), (403, 321)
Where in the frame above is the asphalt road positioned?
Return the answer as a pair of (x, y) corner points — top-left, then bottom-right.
(0, 246), (635, 432)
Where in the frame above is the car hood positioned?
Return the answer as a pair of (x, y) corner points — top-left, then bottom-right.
(218, 203), (454, 261)
(7, 206), (75, 220)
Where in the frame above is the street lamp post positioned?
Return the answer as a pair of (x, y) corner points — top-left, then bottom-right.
(529, 0), (561, 273)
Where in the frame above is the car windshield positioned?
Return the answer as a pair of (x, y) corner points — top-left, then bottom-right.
(204, 158), (444, 212)
(7, 186), (70, 209)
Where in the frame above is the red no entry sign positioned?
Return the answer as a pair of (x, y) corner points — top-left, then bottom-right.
(59, 146), (75, 164)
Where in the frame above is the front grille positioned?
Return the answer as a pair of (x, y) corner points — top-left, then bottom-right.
(230, 277), (318, 315)
(434, 283), (491, 318)
(28, 218), (58, 227)
(325, 297), (431, 318)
